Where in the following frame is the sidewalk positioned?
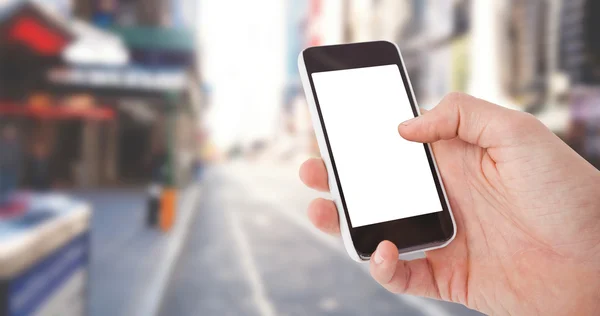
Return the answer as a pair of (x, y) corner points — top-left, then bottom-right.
(71, 185), (201, 316)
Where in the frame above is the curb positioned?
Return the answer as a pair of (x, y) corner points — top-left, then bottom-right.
(134, 183), (202, 316)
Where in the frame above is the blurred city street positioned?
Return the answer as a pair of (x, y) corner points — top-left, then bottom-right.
(159, 160), (481, 316)
(1, 0), (599, 315)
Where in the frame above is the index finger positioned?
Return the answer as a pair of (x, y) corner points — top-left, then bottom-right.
(299, 158), (330, 192)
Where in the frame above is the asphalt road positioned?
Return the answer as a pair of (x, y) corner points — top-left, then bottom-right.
(159, 161), (481, 316)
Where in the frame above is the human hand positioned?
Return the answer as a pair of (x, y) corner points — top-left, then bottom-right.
(299, 93), (600, 315)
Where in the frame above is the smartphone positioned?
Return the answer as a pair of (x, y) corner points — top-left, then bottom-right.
(298, 41), (456, 262)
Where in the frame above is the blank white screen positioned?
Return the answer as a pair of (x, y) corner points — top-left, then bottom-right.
(312, 65), (442, 228)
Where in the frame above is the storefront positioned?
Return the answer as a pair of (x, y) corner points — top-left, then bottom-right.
(0, 2), (118, 188)
(0, 96), (115, 188)
(1, 2), (201, 188)
(47, 63), (200, 187)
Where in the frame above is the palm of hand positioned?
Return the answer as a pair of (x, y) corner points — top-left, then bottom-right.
(427, 134), (600, 315)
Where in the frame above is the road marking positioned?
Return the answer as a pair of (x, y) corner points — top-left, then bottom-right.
(225, 202), (277, 316)
(135, 184), (201, 316)
(252, 213), (272, 228)
(238, 176), (453, 316)
(319, 297), (340, 311)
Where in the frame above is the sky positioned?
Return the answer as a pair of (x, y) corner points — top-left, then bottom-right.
(199, 0), (287, 152)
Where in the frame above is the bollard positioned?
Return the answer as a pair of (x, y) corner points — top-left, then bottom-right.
(159, 188), (177, 232)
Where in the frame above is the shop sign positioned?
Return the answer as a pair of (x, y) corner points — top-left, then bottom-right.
(48, 67), (188, 91)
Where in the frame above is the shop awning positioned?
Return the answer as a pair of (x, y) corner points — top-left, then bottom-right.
(108, 26), (195, 53)
(0, 102), (115, 120)
(63, 19), (129, 66)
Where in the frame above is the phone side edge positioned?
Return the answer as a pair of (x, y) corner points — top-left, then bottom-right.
(297, 50), (365, 263)
(391, 42), (458, 255)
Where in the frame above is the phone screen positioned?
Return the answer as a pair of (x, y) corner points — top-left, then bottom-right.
(311, 64), (442, 228)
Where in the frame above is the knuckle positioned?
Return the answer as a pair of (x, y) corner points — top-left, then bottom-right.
(511, 111), (542, 130)
(504, 111), (546, 140)
(441, 92), (470, 108)
(518, 111), (539, 124)
(438, 92), (475, 119)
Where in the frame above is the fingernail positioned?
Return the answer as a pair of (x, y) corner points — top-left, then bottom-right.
(400, 116), (419, 126)
(374, 249), (385, 264)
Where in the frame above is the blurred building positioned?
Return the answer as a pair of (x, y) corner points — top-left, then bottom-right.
(343, 1), (458, 108)
(339, 0), (600, 164)
(0, 1), (114, 189)
(507, 0), (549, 110)
(559, 0), (600, 164)
(275, 0), (346, 160)
(71, 0), (201, 186)
(0, 0), (201, 188)
(559, 0), (600, 85)
(261, 0), (600, 165)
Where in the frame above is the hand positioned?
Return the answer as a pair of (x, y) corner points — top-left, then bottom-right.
(299, 93), (600, 315)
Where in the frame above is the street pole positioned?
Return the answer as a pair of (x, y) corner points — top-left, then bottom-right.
(159, 92), (178, 232)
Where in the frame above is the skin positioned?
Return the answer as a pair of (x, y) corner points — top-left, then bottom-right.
(299, 93), (600, 315)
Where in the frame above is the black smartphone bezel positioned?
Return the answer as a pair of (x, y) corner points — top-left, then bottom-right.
(302, 41), (455, 259)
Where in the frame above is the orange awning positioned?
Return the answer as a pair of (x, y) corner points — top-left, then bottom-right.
(0, 103), (115, 120)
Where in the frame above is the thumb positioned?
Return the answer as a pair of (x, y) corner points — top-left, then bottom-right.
(369, 241), (443, 300)
(398, 92), (546, 148)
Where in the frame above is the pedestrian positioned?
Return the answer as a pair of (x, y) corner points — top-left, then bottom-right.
(0, 124), (22, 204)
(299, 93), (600, 315)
